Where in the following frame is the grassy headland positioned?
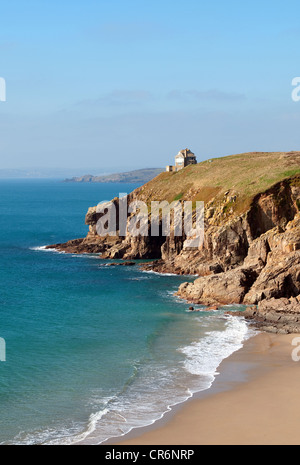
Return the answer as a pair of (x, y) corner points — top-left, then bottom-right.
(135, 151), (300, 216)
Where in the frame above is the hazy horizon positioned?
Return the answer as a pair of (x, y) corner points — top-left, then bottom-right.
(0, 165), (165, 179)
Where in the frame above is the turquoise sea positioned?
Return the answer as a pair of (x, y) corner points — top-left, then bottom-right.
(0, 179), (254, 445)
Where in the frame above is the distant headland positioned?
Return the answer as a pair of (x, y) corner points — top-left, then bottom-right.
(64, 168), (164, 184)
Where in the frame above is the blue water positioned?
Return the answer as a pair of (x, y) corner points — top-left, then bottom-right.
(0, 179), (253, 445)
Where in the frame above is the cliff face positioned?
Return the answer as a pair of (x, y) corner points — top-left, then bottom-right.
(177, 177), (300, 303)
(47, 152), (300, 332)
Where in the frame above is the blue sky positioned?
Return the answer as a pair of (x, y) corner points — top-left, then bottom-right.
(1, 0), (300, 175)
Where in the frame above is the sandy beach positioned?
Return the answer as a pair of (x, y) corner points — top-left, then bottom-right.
(108, 331), (300, 446)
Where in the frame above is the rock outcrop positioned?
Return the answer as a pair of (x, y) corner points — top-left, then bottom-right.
(228, 296), (300, 334)
(47, 153), (300, 332)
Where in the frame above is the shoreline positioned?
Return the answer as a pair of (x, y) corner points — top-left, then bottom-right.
(101, 331), (299, 446)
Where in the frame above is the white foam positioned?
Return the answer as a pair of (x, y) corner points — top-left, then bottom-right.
(50, 409), (110, 445)
(142, 269), (198, 277)
(30, 247), (98, 258)
(141, 270), (198, 277)
(30, 245), (50, 251)
(8, 313), (256, 446)
(8, 408), (111, 446)
(74, 317), (256, 444)
(179, 315), (256, 383)
(142, 270), (180, 277)
(30, 246), (66, 254)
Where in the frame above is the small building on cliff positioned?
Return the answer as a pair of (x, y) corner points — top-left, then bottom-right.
(166, 148), (197, 172)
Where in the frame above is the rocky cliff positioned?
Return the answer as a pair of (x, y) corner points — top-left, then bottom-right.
(47, 151), (300, 332)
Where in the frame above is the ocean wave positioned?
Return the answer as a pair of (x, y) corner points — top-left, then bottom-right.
(30, 246), (99, 259)
(49, 408), (110, 445)
(30, 246), (66, 254)
(179, 315), (256, 382)
(72, 316), (256, 445)
(141, 270), (180, 277)
(9, 311), (256, 446)
(7, 405), (112, 446)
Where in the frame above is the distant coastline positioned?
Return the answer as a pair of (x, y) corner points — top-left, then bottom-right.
(64, 168), (163, 184)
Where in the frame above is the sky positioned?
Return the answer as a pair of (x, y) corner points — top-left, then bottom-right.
(1, 0), (300, 176)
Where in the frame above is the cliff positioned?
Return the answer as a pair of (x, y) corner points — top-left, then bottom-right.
(48, 151), (300, 332)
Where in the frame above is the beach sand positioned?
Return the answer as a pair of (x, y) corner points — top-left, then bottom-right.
(107, 331), (300, 446)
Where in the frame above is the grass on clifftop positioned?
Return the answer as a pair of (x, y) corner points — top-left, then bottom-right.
(135, 151), (300, 216)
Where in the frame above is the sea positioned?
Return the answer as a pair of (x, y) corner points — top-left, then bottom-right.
(0, 179), (255, 445)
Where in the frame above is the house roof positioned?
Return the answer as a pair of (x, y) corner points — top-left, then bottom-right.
(176, 148), (195, 157)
